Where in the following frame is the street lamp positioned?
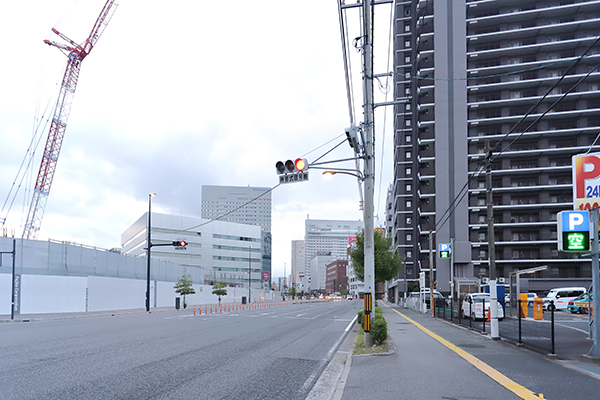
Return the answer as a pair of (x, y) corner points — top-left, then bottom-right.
(321, 169), (364, 180)
(146, 193), (156, 312)
(248, 245), (252, 304)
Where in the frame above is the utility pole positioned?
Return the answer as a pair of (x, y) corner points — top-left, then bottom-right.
(429, 233), (434, 317)
(485, 145), (499, 339)
(589, 208), (600, 357)
(362, 0), (376, 346)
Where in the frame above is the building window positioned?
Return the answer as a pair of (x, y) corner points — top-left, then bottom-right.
(406, 234), (412, 242)
(406, 200), (412, 208)
(406, 184), (412, 192)
(406, 151), (412, 158)
(406, 167), (412, 175)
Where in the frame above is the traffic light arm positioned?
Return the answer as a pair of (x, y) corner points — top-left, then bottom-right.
(309, 157), (362, 167)
(312, 166), (364, 180)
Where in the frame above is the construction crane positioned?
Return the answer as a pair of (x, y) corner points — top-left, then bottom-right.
(22, 0), (119, 240)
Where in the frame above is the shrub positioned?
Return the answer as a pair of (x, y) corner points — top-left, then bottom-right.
(357, 310), (364, 327)
(371, 316), (388, 344)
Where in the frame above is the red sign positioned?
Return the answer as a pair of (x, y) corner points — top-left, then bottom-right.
(573, 153), (600, 210)
(262, 272), (270, 281)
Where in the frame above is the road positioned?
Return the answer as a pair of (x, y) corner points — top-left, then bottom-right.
(0, 301), (359, 399)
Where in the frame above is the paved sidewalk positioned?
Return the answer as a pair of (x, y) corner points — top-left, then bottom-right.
(330, 301), (600, 400)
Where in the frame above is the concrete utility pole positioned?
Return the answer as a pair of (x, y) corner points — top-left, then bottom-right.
(589, 208), (600, 357)
(485, 148), (499, 339)
(362, 0), (376, 346)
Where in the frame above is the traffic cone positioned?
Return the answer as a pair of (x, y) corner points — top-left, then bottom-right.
(486, 310), (490, 322)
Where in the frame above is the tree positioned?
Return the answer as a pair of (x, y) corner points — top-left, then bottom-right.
(350, 229), (403, 283)
(174, 274), (196, 309)
(288, 287), (297, 298)
(212, 281), (228, 305)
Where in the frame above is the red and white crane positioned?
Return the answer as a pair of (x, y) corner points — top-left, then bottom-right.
(22, 0), (119, 239)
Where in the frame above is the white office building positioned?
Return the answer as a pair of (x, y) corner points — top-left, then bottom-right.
(201, 185), (272, 233)
(290, 240), (305, 288)
(121, 213), (263, 289)
(304, 219), (363, 290)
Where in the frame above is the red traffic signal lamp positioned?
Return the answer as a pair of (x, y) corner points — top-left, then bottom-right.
(173, 240), (187, 247)
(275, 158), (308, 174)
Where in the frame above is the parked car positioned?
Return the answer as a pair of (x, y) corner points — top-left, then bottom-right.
(542, 287), (587, 311)
(568, 292), (593, 314)
(461, 293), (504, 320)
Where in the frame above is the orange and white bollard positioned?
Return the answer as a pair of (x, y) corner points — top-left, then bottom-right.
(193, 305), (196, 315)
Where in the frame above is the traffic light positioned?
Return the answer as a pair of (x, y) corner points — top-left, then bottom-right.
(345, 124), (361, 152)
(275, 158), (308, 174)
(173, 240), (187, 247)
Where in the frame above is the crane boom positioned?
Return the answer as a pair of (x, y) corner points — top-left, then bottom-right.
(22, 0), (119, 240)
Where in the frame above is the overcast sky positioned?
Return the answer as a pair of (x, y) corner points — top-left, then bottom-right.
(0, 0), (396, 282)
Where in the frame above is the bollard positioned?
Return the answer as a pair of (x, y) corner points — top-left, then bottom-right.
(193, 305), (196, 316)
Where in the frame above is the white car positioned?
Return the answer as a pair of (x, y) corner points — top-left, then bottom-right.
(542, 287), (587, 311)
(461, 293), (504, 320)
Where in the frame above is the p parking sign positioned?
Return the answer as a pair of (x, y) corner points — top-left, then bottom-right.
(439, 243), (451, 258)
(557, 211), (590, 252)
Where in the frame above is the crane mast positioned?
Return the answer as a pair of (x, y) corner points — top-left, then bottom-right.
(22, 0), (119, 240)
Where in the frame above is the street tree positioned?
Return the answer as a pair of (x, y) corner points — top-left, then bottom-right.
(174, 273), (196, 309)
(350, 229), (403, 283)
(212, 281), (228, 305)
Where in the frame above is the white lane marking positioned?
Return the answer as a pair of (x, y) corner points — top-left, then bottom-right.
(301, 314), (358, 394)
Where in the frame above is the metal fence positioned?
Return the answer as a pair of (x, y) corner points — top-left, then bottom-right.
(433, 299), (560, 355)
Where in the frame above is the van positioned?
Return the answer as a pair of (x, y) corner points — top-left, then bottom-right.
(542, 287), (587, 311)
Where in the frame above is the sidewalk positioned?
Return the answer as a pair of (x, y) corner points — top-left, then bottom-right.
(0, 306), (175, 323)
(330, 301), (600, 400)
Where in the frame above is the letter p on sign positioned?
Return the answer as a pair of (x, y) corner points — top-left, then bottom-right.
(569, 213), (584, 231)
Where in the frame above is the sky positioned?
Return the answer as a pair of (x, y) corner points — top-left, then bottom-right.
(0, 0), (396, 282)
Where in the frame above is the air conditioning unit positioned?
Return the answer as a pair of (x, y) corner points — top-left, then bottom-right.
(482, 277), (490, 284)
(498, 277), (506, 284)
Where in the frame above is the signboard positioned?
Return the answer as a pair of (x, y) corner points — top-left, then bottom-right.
(262, 271), (270, 281)
(279, 172), (309, 184)
(557, 211), (590, 252)
(573, 152), (600, 210)
(439, 243), (451, 258)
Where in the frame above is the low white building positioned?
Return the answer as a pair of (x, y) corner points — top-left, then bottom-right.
(121, 213), (263, 289)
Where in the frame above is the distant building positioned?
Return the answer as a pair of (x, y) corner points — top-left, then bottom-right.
(304, 219), (362, 287)
(290, 240), (305, 288)
(309, 252), (334, 292)
(121, 212), (262, 288)
(201, 185), (272, 282)
(201, 185), (271, 232)
(326, 260), (348, 294)
(347, 236), (363, 299)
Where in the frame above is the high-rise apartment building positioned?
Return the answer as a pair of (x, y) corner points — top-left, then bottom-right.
(304, 219), (363, 288)
(391, 0), (599, 293)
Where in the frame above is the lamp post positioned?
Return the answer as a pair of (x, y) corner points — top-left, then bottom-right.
(248, 245), (252, 304)
(146, 193), (156, 312)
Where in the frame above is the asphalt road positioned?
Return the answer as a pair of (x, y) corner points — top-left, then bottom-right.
(0, 301), (360, 400)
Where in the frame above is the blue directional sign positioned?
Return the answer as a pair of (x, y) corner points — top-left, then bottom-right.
(439, 243), (451, 259)
(558, 211), (590, 252)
